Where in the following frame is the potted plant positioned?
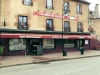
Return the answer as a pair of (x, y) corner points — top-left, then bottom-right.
(88, 26), (94, 33)
(0, 45), (4, 60)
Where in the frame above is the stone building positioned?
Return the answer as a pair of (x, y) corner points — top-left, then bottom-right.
(0, 0), (94, 56)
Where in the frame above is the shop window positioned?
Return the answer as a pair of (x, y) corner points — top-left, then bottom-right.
(43, 39), (54, 49)
(23, 0), (33, 6)
(46, 19), (54, 31)
(77, 22), (84, 32)
(77, 4), (82, 14)
(64, 39), (75, 48)
(63, 1), (70, 14)
(64, 21), (70, 32)
(46, 0), (53, 9)
(9, 39), (26, 51)
(18, 16), (28, 30)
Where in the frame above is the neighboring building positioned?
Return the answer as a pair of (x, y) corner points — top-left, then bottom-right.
(0, 0), (93, 56)
(89, 4), (100, 49)
(93, 18), (100, 39)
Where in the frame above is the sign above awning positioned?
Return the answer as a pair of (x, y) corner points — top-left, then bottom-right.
(0, 33), (96, 39)
(33, 11), (79, 21)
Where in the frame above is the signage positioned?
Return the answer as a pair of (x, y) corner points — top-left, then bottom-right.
(33, 11), (79, 21)
(64, 44), (75, 48)
(85, 40), (88, 44)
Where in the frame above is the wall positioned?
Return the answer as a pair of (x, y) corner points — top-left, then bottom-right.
(0, 0), (38, 29)
(0, 0), (89, 32)
(93, 18), (100, 39)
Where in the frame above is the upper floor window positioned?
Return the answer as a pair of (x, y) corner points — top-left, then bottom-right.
(18, 16), (28, 30)
(46, 19), (54, 31)
(23, 0), (33, 6)
(77, 22), (84, 32)
(63, 2), (70, 14)
(46, 0), (53, 9)
(77, 4), (82, 14)
(64, 21), (70, 32)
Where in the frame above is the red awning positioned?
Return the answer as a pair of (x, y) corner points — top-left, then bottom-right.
(0, 33), (26, 38)
(0, 33), (96, 39)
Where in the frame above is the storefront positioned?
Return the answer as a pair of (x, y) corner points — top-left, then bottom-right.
(0, 30), (95, 56)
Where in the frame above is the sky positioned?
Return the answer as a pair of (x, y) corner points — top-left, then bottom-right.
(87, 0), (100, 11)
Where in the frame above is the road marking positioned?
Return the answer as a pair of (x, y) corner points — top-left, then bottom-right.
(55, 67), (91, 75)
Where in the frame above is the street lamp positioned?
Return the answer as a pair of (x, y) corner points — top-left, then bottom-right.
(62, 0), (67, 56)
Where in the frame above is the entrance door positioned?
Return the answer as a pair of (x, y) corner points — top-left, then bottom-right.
(30, 39), (42, 55)
(76, 39), (85, 50)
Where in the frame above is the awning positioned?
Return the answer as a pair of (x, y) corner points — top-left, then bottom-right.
(0, 33), (96, 39)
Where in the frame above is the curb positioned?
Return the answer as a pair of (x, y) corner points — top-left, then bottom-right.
(33, 55), (100, 64)
(0, 54), (100, 68)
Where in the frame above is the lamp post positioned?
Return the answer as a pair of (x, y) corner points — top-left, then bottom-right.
(62, 0), (67, 56)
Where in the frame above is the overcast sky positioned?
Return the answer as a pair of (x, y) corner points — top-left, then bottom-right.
(87, 0), (100, 11)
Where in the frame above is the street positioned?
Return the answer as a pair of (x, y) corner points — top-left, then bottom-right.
(0, 56), (100, 75)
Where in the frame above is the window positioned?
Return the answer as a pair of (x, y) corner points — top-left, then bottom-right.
(23, 0), (33, 6)
(64, 21), (70, 32)
(46, 19), (54, 31)
(9, 39), (26, 51)
(77, 4), (82, 14)
(63, 2), (70, 14)
(43, 39), (54, 49)
(46, 0), (53, 9)
(77, 22), (84, 32)
(18, 16), (28, 30)
(64, 39), (75, 48)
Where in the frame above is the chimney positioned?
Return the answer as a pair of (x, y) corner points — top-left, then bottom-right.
(95, 4), (99, 17)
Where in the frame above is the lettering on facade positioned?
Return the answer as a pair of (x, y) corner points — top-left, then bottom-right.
(33, 11), (79, 21)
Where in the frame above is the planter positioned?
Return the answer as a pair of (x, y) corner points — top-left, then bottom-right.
(0, 45), (4, 55)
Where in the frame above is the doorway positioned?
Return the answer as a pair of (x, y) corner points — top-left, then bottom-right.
(30, 39), (42, 55)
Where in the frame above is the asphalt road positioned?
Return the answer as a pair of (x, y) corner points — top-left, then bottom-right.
(0, 56), (100, 75)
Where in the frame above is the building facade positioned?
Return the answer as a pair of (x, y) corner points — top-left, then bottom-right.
(89, 4), (100, 49)
(0, 0), (94, 56)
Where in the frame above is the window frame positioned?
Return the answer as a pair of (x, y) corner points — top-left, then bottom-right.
(63, 1), (70, 14)
(77, 4), (82, 14)
(18, 16), (28, 30)
(64, 21), (70, 32)
(77, 22), (84, 32)
(46, 0), (53, 9)
(46, 19), (54, 31)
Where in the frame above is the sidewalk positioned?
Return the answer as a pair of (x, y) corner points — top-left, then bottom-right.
(0, 50), (100, 68)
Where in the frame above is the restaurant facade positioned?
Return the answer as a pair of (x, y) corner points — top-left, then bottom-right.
(0, 0), (95, 56)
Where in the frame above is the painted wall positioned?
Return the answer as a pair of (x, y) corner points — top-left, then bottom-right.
(0, 0), (89, 32)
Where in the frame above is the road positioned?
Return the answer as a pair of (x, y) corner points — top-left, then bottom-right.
(0, 56), (100, 75)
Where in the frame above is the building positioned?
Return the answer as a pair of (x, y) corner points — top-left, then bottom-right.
(89, 4), (100, 49)
(0, 0), (94, 56)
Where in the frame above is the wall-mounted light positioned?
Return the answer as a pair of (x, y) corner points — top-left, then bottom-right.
(3, 18), (6, 27)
